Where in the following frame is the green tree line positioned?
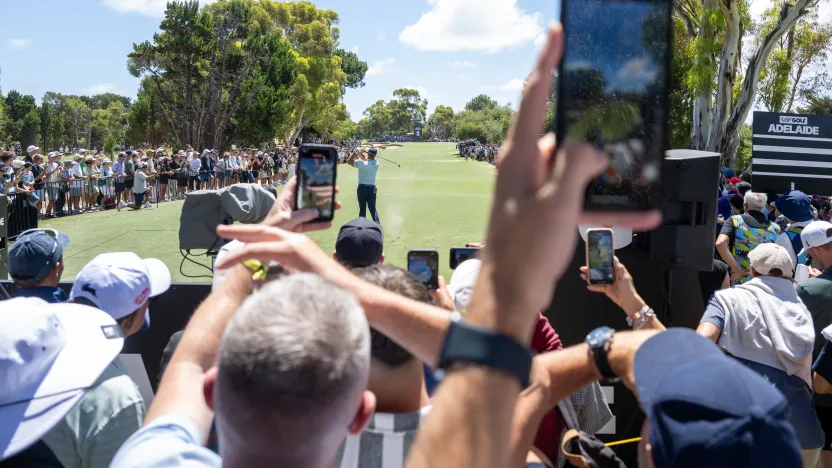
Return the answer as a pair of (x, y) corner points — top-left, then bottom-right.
(0, 0), (366, 153)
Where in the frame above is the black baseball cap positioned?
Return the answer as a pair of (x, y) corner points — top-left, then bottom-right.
(335, 218), (383, 267)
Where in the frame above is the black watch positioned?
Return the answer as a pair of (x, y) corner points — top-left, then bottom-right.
(437, 313), (533, 388)
(586, 326), (620, 383)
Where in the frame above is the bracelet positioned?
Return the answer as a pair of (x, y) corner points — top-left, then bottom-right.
(626, 305), (655, 330)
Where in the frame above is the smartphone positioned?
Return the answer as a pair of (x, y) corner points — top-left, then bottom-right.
(555, 0), (672, 211)
(408, 249), (439, 290)
(295, 145), (337, 222)
(449, 247), (481, 270)
(586, 229), (615, 285)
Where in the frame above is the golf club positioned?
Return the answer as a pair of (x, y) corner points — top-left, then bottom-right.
(377, 155), (401, 168)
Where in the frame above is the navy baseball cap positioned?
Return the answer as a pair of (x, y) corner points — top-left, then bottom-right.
(634, 329), (802, 468)
(368, 148), (378, 155)
(335, 218), (383, 266)
(774, 190), (813, 222)
(7, 229), (71, 283)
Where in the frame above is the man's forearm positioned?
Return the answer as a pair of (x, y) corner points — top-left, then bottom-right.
(145, 265), (252, 432)
(716, 242), (741, 272)
(350, 279), (451, 366)
(407, 367), (521, 468)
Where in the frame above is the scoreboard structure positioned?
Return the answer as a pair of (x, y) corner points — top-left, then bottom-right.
(752, 111), (832, 196)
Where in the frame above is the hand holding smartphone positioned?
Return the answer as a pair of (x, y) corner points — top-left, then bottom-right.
(449, 247), (481, 270)
(408, 249), (439, 290)
(555, 0), (672, 212)
(295, 144), (337, 222)
(585, 228), (615, 285)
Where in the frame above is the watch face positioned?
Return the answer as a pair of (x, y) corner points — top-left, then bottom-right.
(587, 326), (614, 347)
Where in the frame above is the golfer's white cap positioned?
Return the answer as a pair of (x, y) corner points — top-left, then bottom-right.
(70, 252), (171, 322)
(447, 259), (482, 312)
(26, 145), (39, 153)
(0, 297), (124, 460)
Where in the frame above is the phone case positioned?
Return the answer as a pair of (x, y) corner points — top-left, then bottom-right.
(585, 228), (615, 285)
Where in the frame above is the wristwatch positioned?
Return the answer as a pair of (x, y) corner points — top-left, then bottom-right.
(436, 312), (533, 388)
(586, 326), (620, 383)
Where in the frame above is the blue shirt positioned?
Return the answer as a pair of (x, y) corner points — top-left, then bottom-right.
(110, 414), (220, 467)
(16, 286), (68, 303)
(356, 159), (379, 186)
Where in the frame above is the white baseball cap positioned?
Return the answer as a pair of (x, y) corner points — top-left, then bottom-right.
(70, 253), (171, 325)
(801, 221), (832, 251)
(0, 297), (124, 460)
(447, 259), (482, 312)
(11, 160), (24, 169)
(26, 145), (39, 153)
(748, 243), (794, 277)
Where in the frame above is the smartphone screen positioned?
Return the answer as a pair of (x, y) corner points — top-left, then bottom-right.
(556, 0), (671, 211)
(295, 145), (337, 222)
(586, 229), (615, 285)
(408, 249), (439, 290)
(449, 247), (481, 270)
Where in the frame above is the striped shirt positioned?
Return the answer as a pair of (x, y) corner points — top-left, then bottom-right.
(334, 406), (431, 468)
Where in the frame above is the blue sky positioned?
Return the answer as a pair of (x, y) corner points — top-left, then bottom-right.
(0, 0), (559, 120)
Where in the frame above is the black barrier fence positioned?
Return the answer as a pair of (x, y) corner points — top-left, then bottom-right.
(4, 167), (291, 240)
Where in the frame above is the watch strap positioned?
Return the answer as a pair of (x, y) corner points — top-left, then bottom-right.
(591, 336), (618, 382)
(437, 319), (533, 388)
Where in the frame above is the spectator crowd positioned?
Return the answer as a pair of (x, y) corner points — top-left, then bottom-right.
(457, 139), (500, 164)
(3, 24), (832, 468)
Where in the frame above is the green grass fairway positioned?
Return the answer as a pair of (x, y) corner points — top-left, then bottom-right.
(40, 143), (496, 282)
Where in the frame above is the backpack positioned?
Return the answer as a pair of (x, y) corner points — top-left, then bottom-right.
(786, 225), (807, 266)
(103, 196), (116, 210)
(557, 399), (626, 468)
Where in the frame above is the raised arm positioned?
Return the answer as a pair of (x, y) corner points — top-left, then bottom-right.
(145, 182), (325, 439)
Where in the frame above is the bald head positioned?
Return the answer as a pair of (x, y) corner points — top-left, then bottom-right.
(214, 274), (371, 465)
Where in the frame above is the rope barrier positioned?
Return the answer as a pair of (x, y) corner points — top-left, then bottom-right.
(605, 437), (642, 447)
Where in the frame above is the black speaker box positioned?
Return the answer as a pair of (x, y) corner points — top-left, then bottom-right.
(641, 150), (721, 271)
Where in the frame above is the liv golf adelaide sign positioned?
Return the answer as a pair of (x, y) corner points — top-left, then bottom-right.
(752, 112), (832, 196)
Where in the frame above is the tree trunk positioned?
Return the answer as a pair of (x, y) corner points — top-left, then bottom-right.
(689, 0), (717, 149)
(717, 0), (814, 166)
(707, 0), (741, 159)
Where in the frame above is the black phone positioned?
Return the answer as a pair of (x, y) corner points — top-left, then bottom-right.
(449, 247), (481, 270)
(408, 249), (439, 290)
(585, 228), (615, 285)
(555, 0), (672, 211)
(294, 145), (337, 222)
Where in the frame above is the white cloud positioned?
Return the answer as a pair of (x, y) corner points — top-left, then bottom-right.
(350, 46), (359, 54)
(102, 0), (216, 17)
(482, 78), (525, 92)
(400, 0), (543, 53)
(449, 60), (478, 68)
(8, 38), (31, 50)
(84, 83), (122, 95)
(367, 58), (399, 77)
(616, 57), (657, 82)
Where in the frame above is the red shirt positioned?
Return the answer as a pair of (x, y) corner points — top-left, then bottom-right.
(530, 313), (565, 464)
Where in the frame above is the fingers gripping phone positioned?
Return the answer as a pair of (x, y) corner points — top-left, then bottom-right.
(586, 229), (615, 285)
(408, 249), (439, 290)
(449, 247), (481, 270)
(555, 0), (672, 211)
(295, 145), (337, 222)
